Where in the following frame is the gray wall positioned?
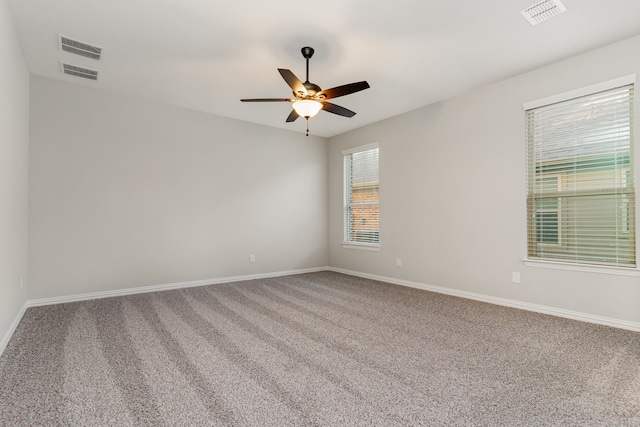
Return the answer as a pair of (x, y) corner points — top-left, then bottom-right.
(0, 0), (30, 345)
(328, 35), (640, 324)
(29, 76), (328, 299)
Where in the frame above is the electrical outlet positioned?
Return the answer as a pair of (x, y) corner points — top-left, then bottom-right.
(250, 254), (255, 263)
(396, 258), (402, 267)
(512, 272), (521, 283)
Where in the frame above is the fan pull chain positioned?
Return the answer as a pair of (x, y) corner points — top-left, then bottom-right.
(306, 118), (309, 136)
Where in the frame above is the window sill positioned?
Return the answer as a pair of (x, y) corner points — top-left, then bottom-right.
(523, 259), (640, 276)
(342, 242), (380, 252)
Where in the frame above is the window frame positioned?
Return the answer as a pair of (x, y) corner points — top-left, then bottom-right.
(342, 142), (380, 251)
(523, 75), (637, 269)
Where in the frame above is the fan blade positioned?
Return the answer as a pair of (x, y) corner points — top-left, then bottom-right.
(286, 110), (299, 122)
(278, 69), (307, 96)
(241, 98), (293, 102)
(321, 102), (356, 118)
(317, 81), (369, 100)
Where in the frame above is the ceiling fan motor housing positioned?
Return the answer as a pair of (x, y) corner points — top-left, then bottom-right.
(302, 81), (322, 97)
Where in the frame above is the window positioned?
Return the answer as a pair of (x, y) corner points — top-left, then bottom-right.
(525, 80), (636, 267)
(343, 143), (379, 248)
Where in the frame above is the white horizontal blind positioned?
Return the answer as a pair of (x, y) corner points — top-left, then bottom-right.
(526, 84), (635, 267)
(344, 146), (379, 245)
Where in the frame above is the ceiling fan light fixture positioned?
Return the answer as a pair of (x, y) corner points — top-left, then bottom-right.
(292, 99), (322, 118)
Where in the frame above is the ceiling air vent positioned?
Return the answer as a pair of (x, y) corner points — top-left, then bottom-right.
(59, 35), (102, 60)
(521, 0), (567, 25)
(61, 62), (99, 80)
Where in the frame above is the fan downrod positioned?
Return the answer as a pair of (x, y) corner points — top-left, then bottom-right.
(301, 47), (317, 88)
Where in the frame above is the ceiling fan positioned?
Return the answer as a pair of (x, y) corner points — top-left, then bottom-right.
(241, 46), (370, 135)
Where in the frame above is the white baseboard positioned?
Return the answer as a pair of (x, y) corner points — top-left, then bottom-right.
(27, 266), (329, 308)
(0, 301), (28, 357)
(328, 267), (640, 332)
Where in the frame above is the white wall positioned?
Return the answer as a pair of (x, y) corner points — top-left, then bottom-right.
(329, 34), (640, 325)
(0, 0), (30, 346)
(29, 76), (328, 299)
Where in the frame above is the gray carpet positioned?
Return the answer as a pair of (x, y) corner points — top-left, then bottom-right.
(1, 271), (639, 426)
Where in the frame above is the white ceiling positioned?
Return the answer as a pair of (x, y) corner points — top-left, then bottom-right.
(7, 0), (640, 137)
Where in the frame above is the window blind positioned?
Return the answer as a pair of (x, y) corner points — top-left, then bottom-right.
(344, 145), (379, 245)
(526, 84), (636, 267)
